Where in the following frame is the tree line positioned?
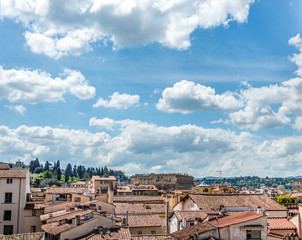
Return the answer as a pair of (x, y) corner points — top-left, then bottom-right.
(199, 176), (294, 190)
(29, 158), (129, 187)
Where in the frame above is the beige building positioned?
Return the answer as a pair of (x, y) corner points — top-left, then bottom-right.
(0, 163), (30, 235)
(294, 179), (302, 192)
(171, 211), (267, 240)
(42, 210), (116, 240)
(90, 176), (117, 194)
(117, 184), (159, 196)
(174, 194), (288, 218)
(23, 202), (45, 233)
(130, 173), (194, 191)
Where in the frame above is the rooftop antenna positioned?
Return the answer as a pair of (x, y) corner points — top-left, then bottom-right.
(216, 170), (222, 182)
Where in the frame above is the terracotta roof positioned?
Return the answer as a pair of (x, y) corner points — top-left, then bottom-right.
(24, 202), (45, 210)
(0, 168), (29, 178)
(91, 176), (116, 181)
(113, 196), (164, 203)
(80, 228), (131, 240)
(71, 181), (87, 185)
(171, 222), (215, 240)
(42, 221), (75, 235)
(188, 194), (286, 211)
(209, 211), (266, 228)
(267, 217), (297, 230)
(174, 211), (207, 221)
(45, 209), (93, 223)
(31, 188), (43, 193)
(0, 163), (10, 169)
(267, 232), (284, 239)
(283, 192), (302, 198)
(114, 203), (172, 215)
(41, 209), (67, 222)
(46, 187), (89, 194)
(131, 235), (173, 240)
(120, 213), (165, 228)
(78, 200), (114, 208)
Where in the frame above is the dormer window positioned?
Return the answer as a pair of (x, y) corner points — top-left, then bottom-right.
(6, 179), (12, 184)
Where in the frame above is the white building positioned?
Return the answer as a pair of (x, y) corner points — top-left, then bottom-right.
(0, 163), (30, 235)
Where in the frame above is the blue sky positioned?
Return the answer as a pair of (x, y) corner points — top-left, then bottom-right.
(0, 0), (302, 177)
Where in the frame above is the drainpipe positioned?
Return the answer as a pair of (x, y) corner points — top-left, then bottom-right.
(165, 200), (169, 234)
(126, 210), (128, 225)
(17, 178), (21, 233)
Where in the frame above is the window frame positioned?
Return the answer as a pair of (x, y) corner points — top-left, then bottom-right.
(4, 193), (12, 204)
(246, 230), (261, 240)
(6, 179), (13, 184)
(3, 210), (12, 221)
(3, 225), (13, 235)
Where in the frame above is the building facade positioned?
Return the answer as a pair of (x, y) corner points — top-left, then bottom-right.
(130, 173), (194, 191)
(0, 163), (30, 235)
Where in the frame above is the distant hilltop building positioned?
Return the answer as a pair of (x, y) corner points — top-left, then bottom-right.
(130, 173), (194, 191)
(294, 178), (302, 192)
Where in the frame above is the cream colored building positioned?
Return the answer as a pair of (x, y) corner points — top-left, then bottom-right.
(23, 202), (44, 233)
(90, 176), (117, 194)
(0, 163), (30, 235)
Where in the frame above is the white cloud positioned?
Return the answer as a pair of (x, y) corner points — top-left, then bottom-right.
(1, 0), (254, 58)
(89, 117), (115, 130)
(0, 66), (95, 103)
(93, 92), (140, 109)
(2, 120), (302, 176)
(7, 105), (27, 116)
(289, 34), (302, 77)
(156, 80), (243, 113)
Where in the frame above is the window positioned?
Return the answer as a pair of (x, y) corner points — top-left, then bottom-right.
(6, 179), (12, 184)
(32, 209), (37, 216)
(137, 231), (142, 235)
(247, 230), (261, 240)
(3, 211), (11, 221)
(4, 193), (12, 203)
(31, 226), (36, 233)
(98, 206), (102, 211)
(3, 225), (13, 235)
(74, 197), (81, 202)
(151, 231), (156, 234)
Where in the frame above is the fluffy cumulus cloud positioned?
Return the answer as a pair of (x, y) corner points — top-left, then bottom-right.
(89, 117), (115, 130)
(1, 0), (254, 58)
(1, 119), (302, 176)
(156, 80), (243, 113)
(156, 36), (302, 131)
(0, 66), (95, 103)
(93, 92), (140, 109)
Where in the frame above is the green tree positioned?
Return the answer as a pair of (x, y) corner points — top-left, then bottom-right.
(103, 166), (109, 177)
(65, 163), (72, 183)
(43, 171), (53, 179)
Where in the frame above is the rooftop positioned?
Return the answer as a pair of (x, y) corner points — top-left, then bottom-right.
(267, 217), (297, 230)
(79, 228), (131, 240)
(187, 193), (286, 211)
(209, 211), (266, 228)
(45, 187), (89, 194)
(0, 166), (29, 178)
(91, 176), (116, 181)
(24, 202), (45, 210)
(171, 222), (215, 240)
(174, 210), (207, 221)
(113, 195), (164, 203)
(114, 203), (172, 215)
(118, 213), (165, 228)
